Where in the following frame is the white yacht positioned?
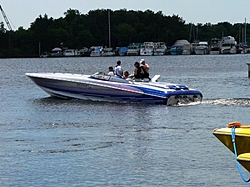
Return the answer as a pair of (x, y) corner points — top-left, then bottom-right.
(220, 36), (237, 54)
(127, 44), (140, 56)
(209, 38), (221, 55)
(153, 42), (167, 56)
(182, 44), (191, 55)
(102, 47), (115, 57)
(140, 42), (154, 56)
(194, 41), (209, 55)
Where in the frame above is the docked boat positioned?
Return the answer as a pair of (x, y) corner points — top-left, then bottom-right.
(153, 42), (167, 56)
(194, 41), (209, 55)
(190, 42), (199, 55)
(220, 36), (237, 54)
(50, 47), (63, 57)
(170, 40), (190, 55)
(209, 38), (221, 55)
(102, 47), (115, 57)
(169, 46), (183, 55)
(127, 43), (140, 56)
(78, 47), (90, 57)
(140, 42), (154, 56)
(26, 72), (203, 105)
(40, 52), (49, 58)
(118, 47), (127, 56)
(213, 121), (250, 173)
(63, 49), (78, 57)
(90, 46), (103, 57)
(182, 43), (191, 55)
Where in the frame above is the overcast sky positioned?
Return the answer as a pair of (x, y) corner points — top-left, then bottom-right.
(0, 0), (249, 30)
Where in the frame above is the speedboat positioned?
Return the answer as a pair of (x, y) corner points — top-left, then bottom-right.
(213, 122), (250, 172)
(25, 72), (202, 105)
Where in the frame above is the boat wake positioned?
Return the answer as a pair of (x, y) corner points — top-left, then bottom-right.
(173, 101), (202, 107)
(203, 98), (250, 107)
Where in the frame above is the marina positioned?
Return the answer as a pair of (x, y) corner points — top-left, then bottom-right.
(1, 54), (250, 186)
(44, 35), (250, 58)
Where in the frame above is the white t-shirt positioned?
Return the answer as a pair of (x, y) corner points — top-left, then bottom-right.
(108, 71), (114, 75)
(115, 66), (122, 77)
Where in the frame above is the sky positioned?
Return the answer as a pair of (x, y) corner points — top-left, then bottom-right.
(0, 0), (249, 30)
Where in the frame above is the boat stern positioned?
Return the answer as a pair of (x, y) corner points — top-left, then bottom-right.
(163, 83), (202, 105)
(166, 93), (202, 105)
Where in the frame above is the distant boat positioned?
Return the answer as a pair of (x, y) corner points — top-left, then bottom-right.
(90, 46), (103, 57)
(182, 44), (191, 55)
(78, 47), (89, 57)
(153, 42), (167, 56)
(50, 47), (63, 57)
(194, 41), (209, 55)
(127, 43), (140, 56)
(220, 36), (237, 54)
(170, 40), (190, 55)
(63, 49), (78, 57)
(102, 47), (115, 57)
(209, 38), (220, 55)
(190, 42), (199, 55)
(118, 47), (127, 56)
(140, 42), (154, 56)
(40, 52), (48, 58)
(169, 46), (183, 55)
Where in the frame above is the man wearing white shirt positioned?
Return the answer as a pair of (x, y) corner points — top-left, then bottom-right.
(115, 60), (123, 77)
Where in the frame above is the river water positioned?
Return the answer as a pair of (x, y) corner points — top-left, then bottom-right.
(1, 54), (250, 186)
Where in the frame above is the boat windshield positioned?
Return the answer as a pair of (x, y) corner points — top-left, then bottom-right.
(90, 72), (129, 83)
(91, 72), (111, 81)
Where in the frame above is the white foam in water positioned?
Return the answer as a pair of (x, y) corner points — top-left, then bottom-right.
(203, 98), (250, 107)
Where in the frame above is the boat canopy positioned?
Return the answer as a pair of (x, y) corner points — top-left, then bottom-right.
(52, 47), (62, 51)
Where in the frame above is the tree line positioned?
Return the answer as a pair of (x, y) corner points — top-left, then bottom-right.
(0, 8), (248, 58)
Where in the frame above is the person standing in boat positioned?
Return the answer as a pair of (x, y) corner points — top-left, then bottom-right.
(108, 66), (115, 75)
(115, 60), (123, 78)
(140, 59), (150, 79)
(133, 61), (144, 79)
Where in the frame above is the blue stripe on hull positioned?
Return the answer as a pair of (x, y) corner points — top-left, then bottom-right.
(33, 78), (168, 104)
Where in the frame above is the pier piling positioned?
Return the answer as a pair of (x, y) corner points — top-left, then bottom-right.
(247, 63), (250, 77)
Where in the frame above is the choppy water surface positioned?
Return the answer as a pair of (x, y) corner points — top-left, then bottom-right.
(1, 55), (250, 186)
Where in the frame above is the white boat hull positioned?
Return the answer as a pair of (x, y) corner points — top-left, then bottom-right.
(26, 72), (203, 105)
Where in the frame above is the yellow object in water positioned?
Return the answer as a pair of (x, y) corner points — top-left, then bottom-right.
(238, 153), (250, 172)
(213, 122), (250, 172)
(213, 126), (250, 155)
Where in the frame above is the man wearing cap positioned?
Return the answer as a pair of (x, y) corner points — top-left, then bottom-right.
(140, 59), (150, 79)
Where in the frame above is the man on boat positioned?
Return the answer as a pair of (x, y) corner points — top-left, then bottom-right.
(115, 60), (123, 78)
(133, 61), (144, 79)
(108, 66), (115, 75)
(140, 59), (150, 79)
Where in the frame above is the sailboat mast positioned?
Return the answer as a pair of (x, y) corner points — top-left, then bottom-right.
(245, 18), (247, 46)
(108, 9), (111, 48)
